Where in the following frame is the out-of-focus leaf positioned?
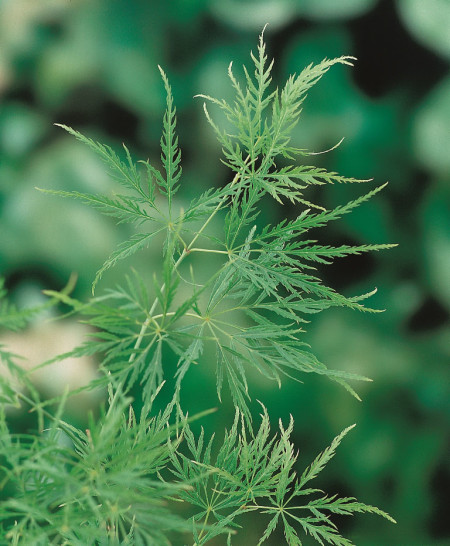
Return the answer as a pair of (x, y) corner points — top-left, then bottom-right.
(310, 312), (413, 386)
(167, 0), (211, 23)
(209, 0), (297, 31)
(299, 0), (377, 20)
(36, 39), (100, 107)
(421, 185), (450, 308)
(413, 76), (450, 176)
(0, 0), (74, 56)
(210, 0), (377, 29)
(95, 2), (162, 115)
(0, 141), (118, 284)
(397, 0), (450, 59)
(0, 104), (47, 158)
(103, 47), (161, 115)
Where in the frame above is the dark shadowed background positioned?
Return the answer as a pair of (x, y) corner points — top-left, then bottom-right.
(0, 1), (449, 544)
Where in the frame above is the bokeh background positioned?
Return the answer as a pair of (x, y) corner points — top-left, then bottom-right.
(1, 1), (449, 544)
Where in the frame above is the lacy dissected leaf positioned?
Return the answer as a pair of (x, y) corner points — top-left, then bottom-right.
(169, 407), (395, 546)
(37, 189), (158, 225)
(92, 227), (166, 293)
(0, 388), (189, 545)
(148, 66), (182, 216)
(54, 125), (156, 204)
(44, 32), (395, 413)
(20, 29), (397, 544)
(0, 276), (77, 332)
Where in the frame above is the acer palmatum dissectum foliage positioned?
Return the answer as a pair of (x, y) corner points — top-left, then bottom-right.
(0, 29), (395, 545)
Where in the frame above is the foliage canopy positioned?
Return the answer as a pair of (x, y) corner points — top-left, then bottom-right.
(0, 30), (395, 545)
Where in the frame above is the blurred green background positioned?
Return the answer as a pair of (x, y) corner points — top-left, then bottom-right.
(0, 0), (449, 544)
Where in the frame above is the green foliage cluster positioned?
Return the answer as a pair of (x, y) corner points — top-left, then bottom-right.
(0, 33), (395, 544)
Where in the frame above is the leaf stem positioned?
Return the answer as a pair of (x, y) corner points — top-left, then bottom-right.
(190, 248), (229, 255)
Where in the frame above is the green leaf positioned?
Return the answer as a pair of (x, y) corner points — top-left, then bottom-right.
(37, 188), (158, 224)
(298, 425), (356, 490)
(55, 124), (154, 203)
(93, 227), (165, 293)
(157, 66), (182, 215)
